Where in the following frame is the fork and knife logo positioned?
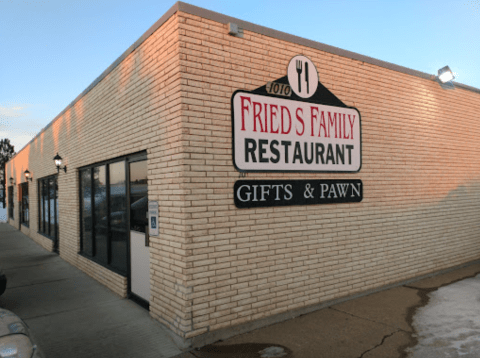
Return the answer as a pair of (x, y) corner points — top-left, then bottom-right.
(287, 55), (318, 99)
(296, 60), (309, 94)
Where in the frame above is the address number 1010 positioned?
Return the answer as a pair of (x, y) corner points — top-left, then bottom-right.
(265, 82), (291, 97)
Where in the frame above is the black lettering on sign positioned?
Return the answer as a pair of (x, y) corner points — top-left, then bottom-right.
(234, 179), (363, 208)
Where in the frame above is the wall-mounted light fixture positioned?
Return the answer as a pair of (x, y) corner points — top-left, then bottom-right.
(438, 66), (455, 83)
(227, 22), (243, 37)
(24, 169), (32, 182)
(53, 153), (67, 173)
(9, 177), (15, 185)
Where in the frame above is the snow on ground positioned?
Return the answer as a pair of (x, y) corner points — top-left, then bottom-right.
(407, 274), (480, 357)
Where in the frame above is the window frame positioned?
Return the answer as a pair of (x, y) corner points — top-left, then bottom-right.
(8, 186), (14, 219)
(79, 151), (146, 276)
(37, 174), (58, 243)
(20, 182), (29, 227)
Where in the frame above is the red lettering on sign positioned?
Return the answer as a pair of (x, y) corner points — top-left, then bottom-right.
(343, 114), (349, 139)
(270, 104), (279, 134)
(328, 112), (337, 138)
(281, 106), (292, 135)
(310, 106), (328, 137)
(319, 111), (327, 137)
(296, 108), (304, 136)
(310, 106), (318, 137)
(253, 102), (264, 132)
(348, 115), (356, 140)
(264, 103), (268, 133)
(240, 96), (251, 131)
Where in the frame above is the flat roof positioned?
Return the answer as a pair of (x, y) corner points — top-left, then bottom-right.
(11, 1), (480, 160)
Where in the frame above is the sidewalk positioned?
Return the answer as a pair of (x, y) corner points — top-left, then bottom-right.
(176, 263), (480, 358)
(2, 222), (480, 358)
(0, 223), (183, 358)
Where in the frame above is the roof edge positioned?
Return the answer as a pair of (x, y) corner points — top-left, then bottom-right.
(10, 1), (181, 161)
(177, 1), (480, 95)
(10, 1), (480, 162)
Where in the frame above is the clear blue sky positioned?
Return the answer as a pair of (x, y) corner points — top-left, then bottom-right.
(1, 0), (479, 153)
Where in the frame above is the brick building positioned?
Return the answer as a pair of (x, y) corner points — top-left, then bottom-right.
(5, 1), (480, 348)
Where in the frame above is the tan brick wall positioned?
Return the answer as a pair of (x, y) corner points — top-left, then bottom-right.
(6, 13), (190, 337)
(5, 6), (480, 344)
(177, 12), (480, 338)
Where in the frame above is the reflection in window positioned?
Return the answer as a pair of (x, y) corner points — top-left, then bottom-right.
(42, 180), (48, 234)
(55, 179), (59, 238)
(20, 183), (29, 226)
(93, 166), (108, 263)
(109, 162), (127, 272)
(80, 159), (132, 274)
(38, 176), (58, 243)
(49, 177), (56, 236)
(8, 186), (14, 219)
(130, 160), (148, 233)
(80, 170), (93, 256)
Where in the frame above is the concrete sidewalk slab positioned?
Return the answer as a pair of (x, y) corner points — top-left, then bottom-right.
(194, 307), (402, 358)
(0, 223), (183, 358)
(407, 263), (480, 290)
(3, 259), (85, 289)
(332, 286), (421, 332)
(1, 275), (121, 319)
(182, 263), (480, 358)
(26, 299), (181, 358)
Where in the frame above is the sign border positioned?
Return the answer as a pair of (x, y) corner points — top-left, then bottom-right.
(231, 89), (362, 174)
(234, 179), (363, 209)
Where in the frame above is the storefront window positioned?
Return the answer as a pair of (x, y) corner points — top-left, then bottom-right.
(80, 169), (93, 256)
(38, 175), (58, 241)
(129, 160), (148, 233)
(93, 166), (108, 263)
(80, 157), (135, 275)
(8, 186), (14, 219)
(20, 183), (29, 227)
(109, 161), (127, 272)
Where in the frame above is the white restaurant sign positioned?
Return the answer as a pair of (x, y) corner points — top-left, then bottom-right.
(232, 55), (361, 173)
(232, 94), (361, 173)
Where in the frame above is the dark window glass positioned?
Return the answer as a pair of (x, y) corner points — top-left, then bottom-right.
(93, 166), (108, 263)
(38, 181), (43, 231)
(8, 186), (14, 219)
(79, 154), (146, 276)
(45, 180), (49, 234)
(38, 176), (58, 241)
(80, 169), (93, 256)
(109, 162), (127, 272)
(20, 183), (29, 226)
(46, 180), (50, 235)
(129, 160), (148, 233)
(55, 179), (59, 239)
(49, 178), (55, 236)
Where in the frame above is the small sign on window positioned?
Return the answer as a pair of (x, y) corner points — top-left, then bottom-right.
(148, 201), (159, 236)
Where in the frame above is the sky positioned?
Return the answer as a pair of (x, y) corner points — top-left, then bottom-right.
(0, 0), (479, 153)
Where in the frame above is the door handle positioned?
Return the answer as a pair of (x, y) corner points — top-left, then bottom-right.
(145, 225), (150, 247)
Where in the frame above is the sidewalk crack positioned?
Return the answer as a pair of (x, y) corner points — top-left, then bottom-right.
(329, 307), (409, 333)
(358, 330), (400, 358)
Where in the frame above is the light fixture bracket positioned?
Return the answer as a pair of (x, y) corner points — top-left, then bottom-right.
(53, 153), (67, 174)
(24, 169), (32, 182)
(438, 66), (455, 83)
